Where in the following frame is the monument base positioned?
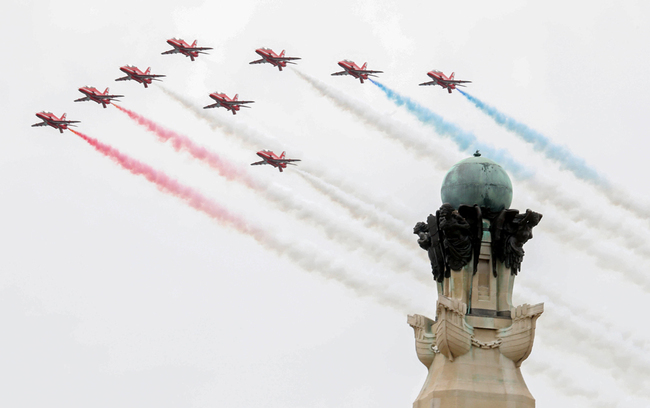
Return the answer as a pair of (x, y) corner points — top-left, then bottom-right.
(414, 347), (535, 408)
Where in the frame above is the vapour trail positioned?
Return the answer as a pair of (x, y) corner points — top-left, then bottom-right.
(525, 356), (623, 408)
(369, 80), (650, 267)
(157, 85), (276, 149)
(516, 284), (650, 399)
(458, 90), (650, 221)
(69, 128), (414, 312)
(292, 68), (458, 173)
(370, 79), (532, 179)
(292, 68), (454, 223)
(161, 81), (419, 226)
(295, 168), (414, 248)
(112, 104), (427, 275)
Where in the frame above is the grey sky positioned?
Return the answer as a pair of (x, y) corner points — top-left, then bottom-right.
(2, 1), (649, 407)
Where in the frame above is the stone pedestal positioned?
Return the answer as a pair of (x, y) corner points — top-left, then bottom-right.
(408, 219), (543, 408)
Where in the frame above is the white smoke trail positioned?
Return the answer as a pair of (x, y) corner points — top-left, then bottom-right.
(158, 85), (278, 149)
(295, 168), (415, 248)
(72, 129), (415, 312)
(292, 68), (458, 172)
(459, 90), (650, 222)
(116, 102), (428, 277)
(517, 284), (650, 399)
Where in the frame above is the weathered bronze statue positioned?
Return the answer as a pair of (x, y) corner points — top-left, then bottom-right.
(491, 209), (543, 275)
(414, 203), (483, 281)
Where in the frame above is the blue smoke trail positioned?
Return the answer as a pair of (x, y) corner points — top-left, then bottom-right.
(457, 89), (610, 188)
(370, 80), (533, 180)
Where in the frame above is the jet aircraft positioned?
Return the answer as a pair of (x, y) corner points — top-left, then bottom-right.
(250, 150), (301, 172)
(31, 112), (80, 133)
(331, 60), (383, 83)
(161, 38), (212, 61)
(115, 65), (165, 88)
(419, 70), (471, 93)
(74, 86), (124, 108)
(249, 48), (301, 71)
(203, 92), (254, 115)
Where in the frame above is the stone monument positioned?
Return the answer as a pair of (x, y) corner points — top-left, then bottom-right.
(409, 152), (543, 408)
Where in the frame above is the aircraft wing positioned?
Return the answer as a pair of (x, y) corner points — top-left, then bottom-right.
(54, 120), (80, 125)
(250, 160), (267, 166)
(105, 94), (124, 99)
(203, 103), (222, 109)
(331, 71), (348, 76)
(161, 49), (179, 55)
(74, 96), (91, 102)
(140, 74), (166, 79)
(419, 80), (438, 86)
(31, 121), (48, 127)
(357, 70), (383, 75)
(276, 56), (301, 61)
(185, 47), (213, 52)
(222, 100), (255, 106)
(249, 59), (266, 65)
(115, 76), (130, 82)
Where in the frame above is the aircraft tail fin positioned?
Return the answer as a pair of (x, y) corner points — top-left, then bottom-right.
(362, 62), (367, 70)
(104, 87), (109, 95)
(280, 50), (285, 57)
(280, 151), (286, 159)
(191, 39), (197, 47)
(61, 113), (67, 120)
(450, 72), (455, 80)
(233, 94), (238, 101)
(145, 67), (151, 75)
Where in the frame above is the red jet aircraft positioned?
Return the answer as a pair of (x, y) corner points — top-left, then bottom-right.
(250, 150), (301, 172)
(74, 86), (124, 108)
(419, 70), (471, 93)
(331, 60), (383, 83)
(31, 112), (80, 133)
(203, 92), (254, 115)
(116, 65), (165, 88)
(161, 38), (212, 61)
(249, 48), (301, 71)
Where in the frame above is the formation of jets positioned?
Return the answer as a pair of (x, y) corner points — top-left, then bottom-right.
(33, 37), (473, 173)
(250, 150), (301, 172)
(203, 92), (255, 115)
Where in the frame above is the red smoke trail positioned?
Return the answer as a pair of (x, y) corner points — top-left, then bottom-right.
(69, 128), (251, 233)
(67, 128), (414, 311)
(112, 104), (257, 188)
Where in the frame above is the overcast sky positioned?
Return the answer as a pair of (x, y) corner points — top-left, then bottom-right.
(2, 1), (650, 407)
